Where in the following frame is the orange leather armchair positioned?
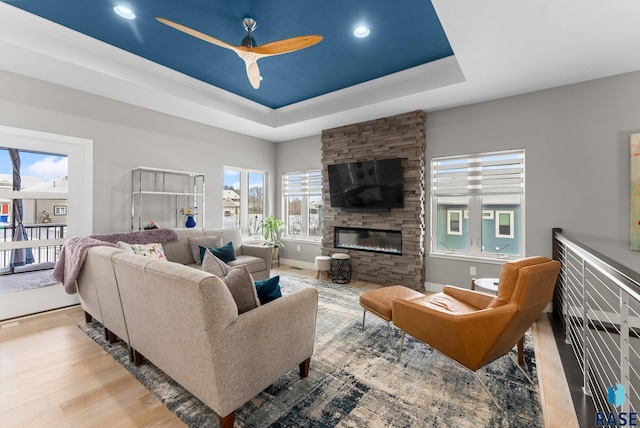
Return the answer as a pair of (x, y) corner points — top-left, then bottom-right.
(392, 256), (560, 407)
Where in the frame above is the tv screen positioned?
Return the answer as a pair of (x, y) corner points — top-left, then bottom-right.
(328, 158), (403, 210)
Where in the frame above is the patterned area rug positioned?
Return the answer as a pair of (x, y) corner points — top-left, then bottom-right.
(79, 272), (543, 427)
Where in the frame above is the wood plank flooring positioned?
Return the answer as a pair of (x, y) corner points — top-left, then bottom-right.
(0, 265), (578, 427)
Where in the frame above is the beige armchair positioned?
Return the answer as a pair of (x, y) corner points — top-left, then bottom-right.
(392, 256), (560, 408)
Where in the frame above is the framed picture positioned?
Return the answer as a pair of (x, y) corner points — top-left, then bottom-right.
(54, 205), (67, 216)
(631, 133), (640, 250)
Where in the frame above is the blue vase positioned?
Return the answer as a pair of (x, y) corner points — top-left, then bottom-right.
(185, 215), (196, 228)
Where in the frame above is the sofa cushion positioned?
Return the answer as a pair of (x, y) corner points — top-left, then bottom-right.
(202, 251), (260, 314)
(130, 243), (167, 260)
(254, 275), (282, 304)
(200, 241), (236, 264)
(163, 229), (205, 264)
(228, 255), (267, 275)
(188, 235), (223, 264)
(115, 241), (135, 253)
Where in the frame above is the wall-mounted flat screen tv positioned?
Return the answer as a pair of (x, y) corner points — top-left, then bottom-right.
(327, 158), (403, 210)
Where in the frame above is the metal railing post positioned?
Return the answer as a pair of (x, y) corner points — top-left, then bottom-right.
(581, 257), (591, 396)
(620, 290), (630, 414)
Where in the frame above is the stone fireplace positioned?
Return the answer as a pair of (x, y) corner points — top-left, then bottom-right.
(321, 111), (426, 290)
(334, 227), (402, 255)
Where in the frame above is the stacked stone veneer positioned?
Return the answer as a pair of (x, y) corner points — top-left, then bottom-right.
(321, 111), (426, 290)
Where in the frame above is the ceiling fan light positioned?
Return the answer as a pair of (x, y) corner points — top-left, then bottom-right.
(114, 5), (136, 20)
(354, 26), (370, 38)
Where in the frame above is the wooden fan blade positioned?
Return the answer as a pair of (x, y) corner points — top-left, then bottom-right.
(156, 17), (239, 53)
(250, 35), (323, 56)
(246, 61), (261, 89)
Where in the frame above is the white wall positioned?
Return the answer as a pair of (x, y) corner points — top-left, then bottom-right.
(0, 70), (276, 233)
(275, 135), (323, 264)
(425, 70), (640, 287)
(275, 72), (640, 287)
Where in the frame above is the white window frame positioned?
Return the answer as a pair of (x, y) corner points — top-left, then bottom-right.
(495, 210), (514, 238)
(282, 169), (322, 241)
(430, 149), (525, 262)
(447, 209), (463, 235)
(223, 167), (267, 237)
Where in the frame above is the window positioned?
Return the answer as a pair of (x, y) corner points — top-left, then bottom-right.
(447, 210), (463, 235)
(495, 210), (514, 238)
(223, 168), (266, 237)
(282, 170), (322, 240)
(431, 149), (524, 260)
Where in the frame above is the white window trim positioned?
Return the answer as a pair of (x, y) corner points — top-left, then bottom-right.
(495, 210), (515, 239)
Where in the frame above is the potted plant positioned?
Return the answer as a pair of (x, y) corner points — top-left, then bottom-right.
(262, 215), (285, 262)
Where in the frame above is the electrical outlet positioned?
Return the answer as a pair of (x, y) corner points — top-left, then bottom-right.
(470, 266), (476, 276)
(296, 245), (301, 252)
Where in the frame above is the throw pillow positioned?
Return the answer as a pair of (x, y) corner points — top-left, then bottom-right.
(188, 235), (223, 264)
(115, 241), (135, 253)
(130, 242), (167, 260)
(201, 251), (260, 314)
(199, 241), (236, 264)
(254, 275), (282, 304)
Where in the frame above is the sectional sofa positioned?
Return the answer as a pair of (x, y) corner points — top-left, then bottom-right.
(75, 228), (318, 428)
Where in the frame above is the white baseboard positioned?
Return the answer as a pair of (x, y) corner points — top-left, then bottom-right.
(278, 258), (315, 270)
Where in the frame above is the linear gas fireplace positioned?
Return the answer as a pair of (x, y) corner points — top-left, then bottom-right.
(334, 227), (402, 255)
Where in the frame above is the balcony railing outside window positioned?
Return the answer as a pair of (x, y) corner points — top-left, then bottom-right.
(553, 228), (640, 416)
(0, 223), (66, 272)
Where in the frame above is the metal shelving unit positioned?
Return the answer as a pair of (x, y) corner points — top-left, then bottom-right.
(131, 167), (205, 231)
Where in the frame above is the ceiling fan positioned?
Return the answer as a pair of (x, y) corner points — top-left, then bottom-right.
(156, 16), (323, 89)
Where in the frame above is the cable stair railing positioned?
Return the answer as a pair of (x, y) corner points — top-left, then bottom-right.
(553, 227), (640, 422)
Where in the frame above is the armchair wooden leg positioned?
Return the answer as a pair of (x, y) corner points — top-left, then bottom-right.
(361, 310), (366, 330)
(517, 336), (524, 365)
(299, 358), (311, 378)
(219, 411), (235, 428)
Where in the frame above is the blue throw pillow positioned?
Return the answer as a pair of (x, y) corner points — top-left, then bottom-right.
(254, 275), (282, 304)
(200, 241), (236, 264)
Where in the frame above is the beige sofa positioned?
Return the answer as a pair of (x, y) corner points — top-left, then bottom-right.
(78, 228), (272, 341)
(162, 228), (273, 280)
(75, 228), (317, 427)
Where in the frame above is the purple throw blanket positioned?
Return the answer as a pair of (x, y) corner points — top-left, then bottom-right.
(52, 228), (180, 294)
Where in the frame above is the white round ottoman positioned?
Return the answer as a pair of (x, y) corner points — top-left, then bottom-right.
(314, 256), (332, 280)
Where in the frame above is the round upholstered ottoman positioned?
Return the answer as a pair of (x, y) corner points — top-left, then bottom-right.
(314, 255), (332, 280)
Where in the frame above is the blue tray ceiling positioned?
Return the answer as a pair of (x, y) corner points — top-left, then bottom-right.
(1, 0), (453, 109)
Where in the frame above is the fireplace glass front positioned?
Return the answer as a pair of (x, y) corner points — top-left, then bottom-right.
(334, 227), (402, 255)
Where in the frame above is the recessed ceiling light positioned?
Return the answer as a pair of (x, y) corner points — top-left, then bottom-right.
(114, 5), (136, 20)
(353, 26), (370, 38)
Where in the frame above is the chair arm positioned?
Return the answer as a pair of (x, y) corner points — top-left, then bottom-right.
(393, 298), (516, 371)
(211, 286), (318, 415)
(241, 243), (273, 265)
(443, 285), (495, 309)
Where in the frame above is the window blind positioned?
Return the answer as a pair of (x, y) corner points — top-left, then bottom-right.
(283, 170), (322, 197)
(431, 150), (524, 196)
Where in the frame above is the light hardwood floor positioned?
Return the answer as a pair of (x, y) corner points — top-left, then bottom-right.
(0, 265), (578, 427)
